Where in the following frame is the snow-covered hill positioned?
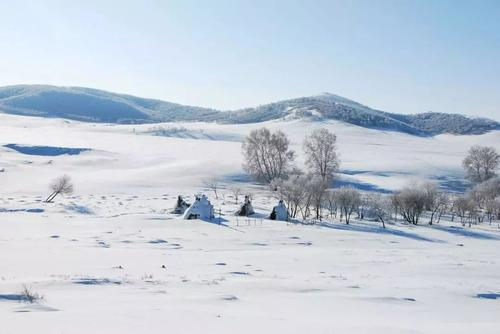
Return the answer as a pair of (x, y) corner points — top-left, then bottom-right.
(0, 85), (498, 135)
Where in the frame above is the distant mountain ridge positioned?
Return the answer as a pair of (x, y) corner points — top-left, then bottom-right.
(0, 85), (498, 136)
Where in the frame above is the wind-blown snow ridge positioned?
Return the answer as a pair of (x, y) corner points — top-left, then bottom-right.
(0, 85), (498, 136)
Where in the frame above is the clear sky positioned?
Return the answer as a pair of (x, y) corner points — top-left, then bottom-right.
(1, 0), (499, 119)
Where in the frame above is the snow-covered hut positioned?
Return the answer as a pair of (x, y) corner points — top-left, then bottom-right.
(235, 195), (254, 216)
(183, 194), (214, 220)
(269, 200), (289, 221)
(171, 195), (190, 214)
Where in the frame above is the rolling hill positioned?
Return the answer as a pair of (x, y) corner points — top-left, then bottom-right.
(0, 85), (498, 136)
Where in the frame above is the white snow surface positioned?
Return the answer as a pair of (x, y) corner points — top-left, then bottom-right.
(0, 113), (500, 333)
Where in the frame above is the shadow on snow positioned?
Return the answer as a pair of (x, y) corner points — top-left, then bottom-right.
(4, 144), (90, 156)
(431, 225), (500, 240)
(317, 221), (444, 243)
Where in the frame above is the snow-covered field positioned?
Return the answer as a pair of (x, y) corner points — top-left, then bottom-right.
(1, 113), (500, 333)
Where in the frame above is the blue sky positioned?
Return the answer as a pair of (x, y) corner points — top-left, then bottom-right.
(1, 0), (499, 119)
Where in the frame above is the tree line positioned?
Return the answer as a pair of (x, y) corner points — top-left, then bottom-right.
(242, 127), (500, 227)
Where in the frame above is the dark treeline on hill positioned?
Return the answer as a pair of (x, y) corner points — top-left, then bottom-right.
(0, 85), (498, 136)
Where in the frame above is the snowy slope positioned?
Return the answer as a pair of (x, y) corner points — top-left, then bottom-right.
(0, 114), (500, 333)
(1, 210), (500, 334)
(0, 113), (499, 195)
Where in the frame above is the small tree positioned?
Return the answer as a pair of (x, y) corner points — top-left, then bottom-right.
(485, 198), (500, 224)
(46, 175), (74, 203)
(390, 193), (400, 220)
(324, 190), (338, 219)
(471, 177), (500, 205)
(467, 177), (500, 224)
(203, 177), (220, 199)
(335, 187), (361, 224)
(20, 284), (44, 303)
(454, 195), (476, 227)
(462, 146), (500, 184)
(307, 176), (329, 220)
(230, 186), (242, 204)
(435, 193), (450, 224)
(394, 183), (427, 225)
(273, 175), (308, 219)
(367, 193), (390, 228)
(422, 182), (447, 225)
(357, 194), (368, 220)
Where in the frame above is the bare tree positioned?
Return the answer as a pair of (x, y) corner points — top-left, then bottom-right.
(303, 128), (340, 182)
(230, 186), (242, 204)
(471, 177), (500, 203)
(324, 190), (338, 219)
(454, 195), (476, 227)
(270, 175), (305, 218)
(299, 188), (313, 220)
(307, 176), (329, 220)
(242, 128), (295, 183)
(45, 175), (74, 203)
(367, 193), (390, 228)
(436, 193), (450, 224)
(390, 193), (400, 221)
(463, 146), (500, 184)
(20, 284), (44, 303)
(393, 184), (427, 225)
(203, 177), (220, 199)
(335, 187), (361, 224)
(357, 194), (369, 220)
(467, 177), (500, 224)
(485, 197), (500, 224)
(272, 176), (308, 219)
(422, 182), (447, 225)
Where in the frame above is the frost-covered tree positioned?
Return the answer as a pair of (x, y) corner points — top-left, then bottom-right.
(471, 177), (500, 203)
(367, 193), (391, 228)
(485, 197), (500, 224)
(306, 176), (329, 220)
(357, 194), (369, 220)
(462, 146), (500, 184)
(229, 186), (242, 204)
(324, 190), (338, 219)
(242, 128), (295, 183)
(203, 177), (220, 199)
(454, 195), (477, 227)
(272, 176), (307, 219)
(335, 187), (361, 224)
(422, 182), (447, 225)
(273, 175), (316, 221)
(303, 128), (339, 182)
(393, 184), (427, 225)
(467, 177), (500, 224)
(46, 175), (74, 203)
